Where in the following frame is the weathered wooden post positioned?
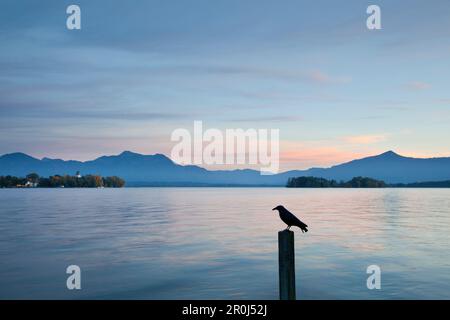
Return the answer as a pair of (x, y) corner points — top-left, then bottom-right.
(278, 229), (296, 300)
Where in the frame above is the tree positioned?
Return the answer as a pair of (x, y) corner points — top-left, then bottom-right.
(103, 176), (125, 188)
(26, 173), (39, 183)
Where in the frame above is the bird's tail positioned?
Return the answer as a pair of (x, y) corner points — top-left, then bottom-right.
(300, 225), (308, 233)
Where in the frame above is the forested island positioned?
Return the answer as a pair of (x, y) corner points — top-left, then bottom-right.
(0, 173), (125, 188)
(286, 176), (450, 188)
(286, 176), (386, 188)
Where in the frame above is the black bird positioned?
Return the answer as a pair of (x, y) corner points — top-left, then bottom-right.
(272, 205), (308, 233)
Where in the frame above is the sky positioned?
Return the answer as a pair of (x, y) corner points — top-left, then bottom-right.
(0, 0), (449, 171)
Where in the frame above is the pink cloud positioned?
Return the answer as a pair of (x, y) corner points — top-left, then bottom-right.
(343, 134), (387, 145)
(279, 142), (369, 170)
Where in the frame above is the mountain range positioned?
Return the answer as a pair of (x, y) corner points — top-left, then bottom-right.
(1, 150), (450, 186)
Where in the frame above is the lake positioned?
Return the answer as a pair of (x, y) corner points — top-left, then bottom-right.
(0, 188), (449, 299)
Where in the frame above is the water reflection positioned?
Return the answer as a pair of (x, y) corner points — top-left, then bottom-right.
(0, 188), (449, 299)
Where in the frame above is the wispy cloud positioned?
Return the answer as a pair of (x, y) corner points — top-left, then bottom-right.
(343, 134), (388, 145)
(406, 81), (431, 91)
(0, 103), (191, 122)
(307, 70), (351, 85)
(435, 98), (450, 104)
(146, 65), (352, 85)
(229, 115), (302, 123)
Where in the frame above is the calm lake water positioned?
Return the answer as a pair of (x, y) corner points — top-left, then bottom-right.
(0, 188), (449, 299)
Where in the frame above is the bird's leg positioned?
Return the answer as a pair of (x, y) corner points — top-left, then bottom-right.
(287, 226), (291, 230)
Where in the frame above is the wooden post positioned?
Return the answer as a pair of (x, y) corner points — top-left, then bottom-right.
(278, 229), (296, 300)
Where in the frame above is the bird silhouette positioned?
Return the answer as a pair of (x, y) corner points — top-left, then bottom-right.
(272, 205), (308, 233)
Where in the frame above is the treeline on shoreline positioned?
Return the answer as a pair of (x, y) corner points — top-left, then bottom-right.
(390, 180), (450, 188)
(286, 176), (450, 188)
(287, 176), (386, 188)
(0, 173), (125, 188)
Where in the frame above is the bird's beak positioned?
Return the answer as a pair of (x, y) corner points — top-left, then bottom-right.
(272, 207), (277, 211)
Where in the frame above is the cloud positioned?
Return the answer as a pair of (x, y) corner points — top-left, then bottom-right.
(279, 143), (368, 170)
(406, 81), (431, 91)
(435, 98), (450, 104)
(0, 103), (191, 122)
(229, 115), (302, 123)
(307, 70), (352, 85)
(343, 134), (387, 145)
(51, 111), (190, 121)
(144, 65), (351, 85)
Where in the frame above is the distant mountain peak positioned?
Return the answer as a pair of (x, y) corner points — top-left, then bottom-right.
(112, 151), (174, 167)
(0, 152), (37, 160)
(118, 150), (141, 157)
(117, 151), (172, 162)
(379, 150), (401, 157)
